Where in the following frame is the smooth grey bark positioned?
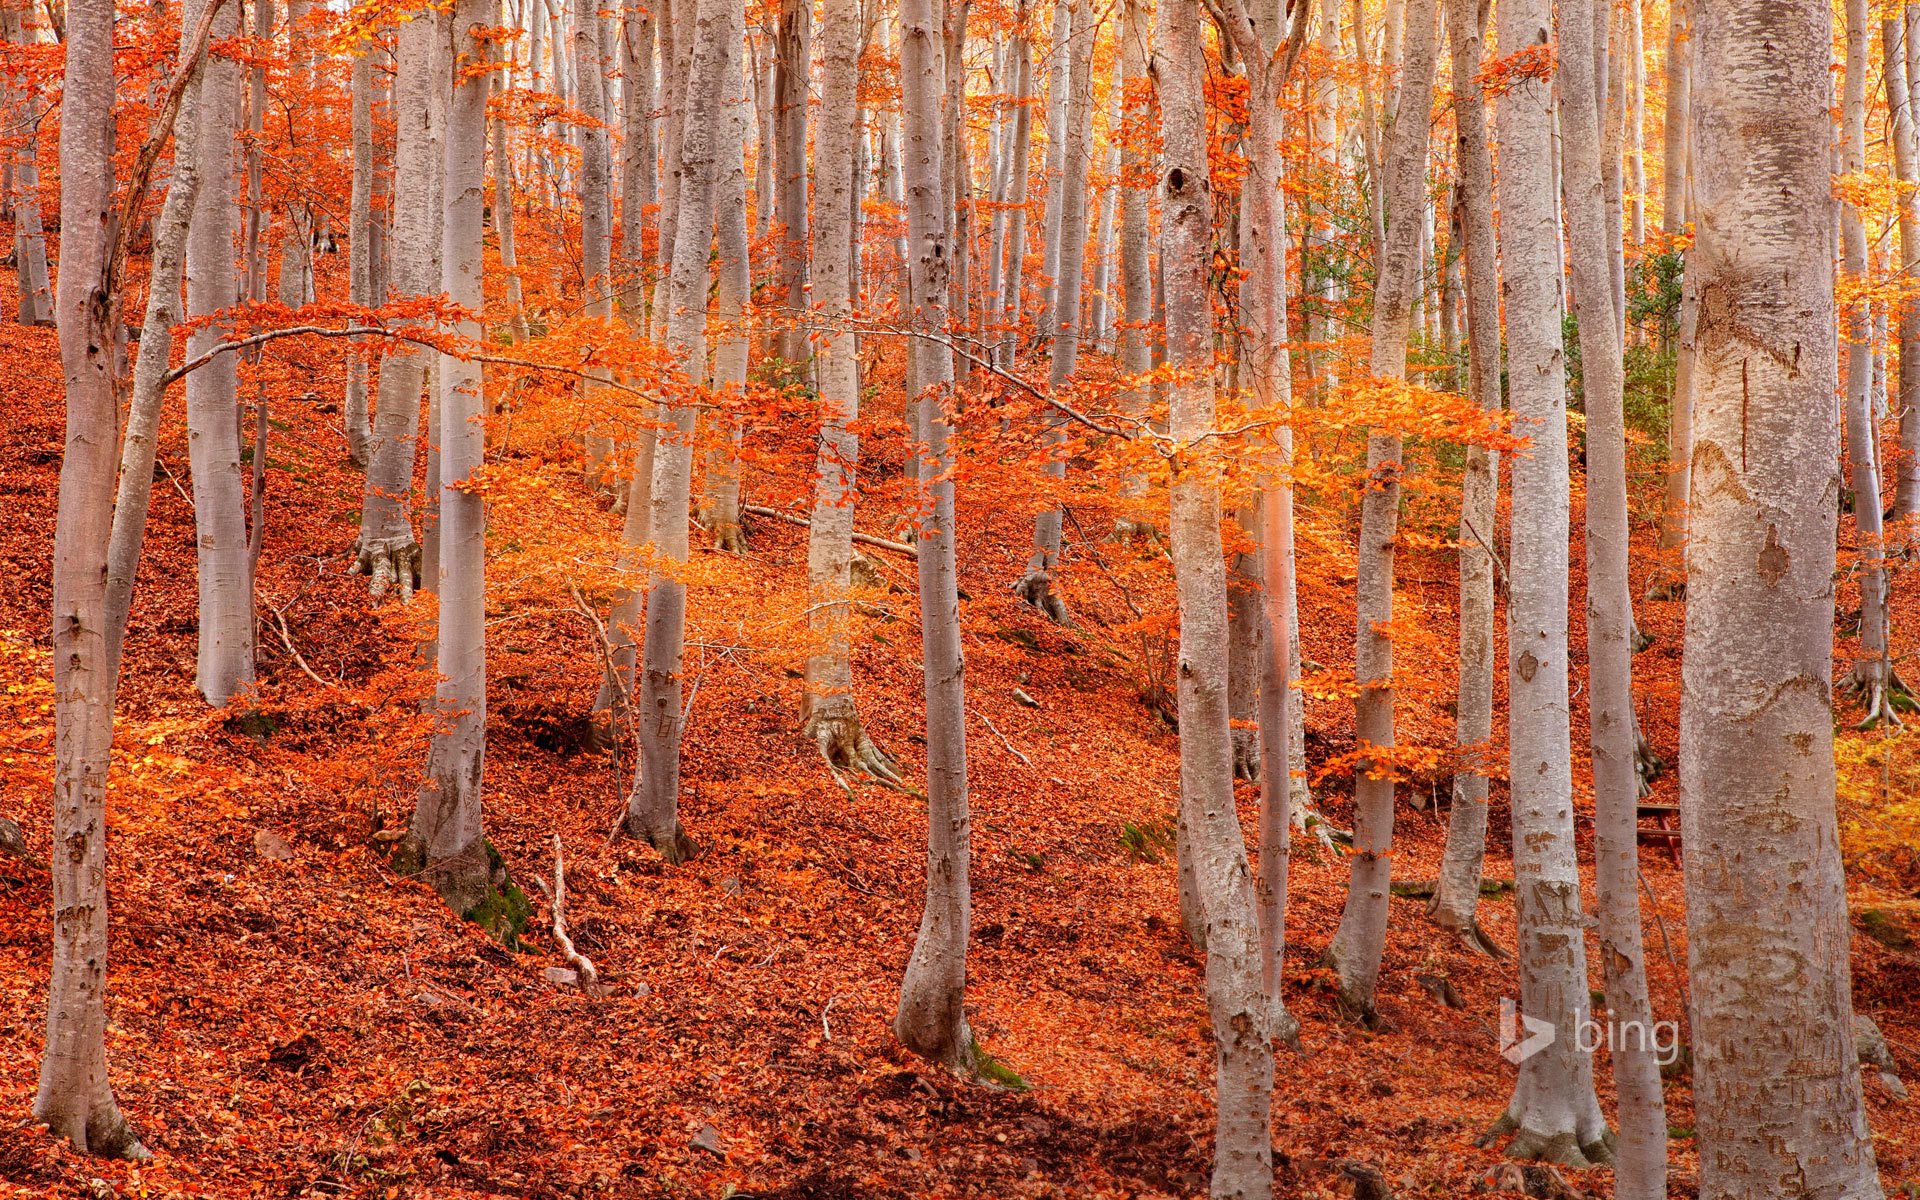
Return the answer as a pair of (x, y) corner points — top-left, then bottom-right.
(1086, 68), (1120, 353)
(1839, 0), (1903, 724)
(184, 0), (255, 706)
(276, 0), (314, 305)
(408, 0), (504, 920)
(1558, 0), (1662, 1184)
(1481, 0), (1612, 1167)
(1681, 2), (1883, 1195)
(628, 0), (734, 864)
(944, 0), (973, 378)
(2, 5), (49, 326)
(995, 19), (1034, 370)
(770, 0), (810, 363)
(36, 0), (146, 1157)
(1114, 0), (1152, 513)
(1323, 0), (1436, 1025)
(577, 0), (618, 491)
(1660, 0), (1687, 232)
(1014, 0), (1094, 624)
(801, 0), (898, 783)
(1217, 0), (1302, 1046)
(1036, 0), (1072, 342)
(702, 6), (750, 553)
(1891, 17), (1920, 521)
(1428, 0), (1502, 953)
(491, 89), (528, 344)
(893, 0), (978, 1076)
(354, 11), (439, 601)
(621, 0), (657, 313)
(1158, 2), (1274, 1193)
(346, 48), (376, 463)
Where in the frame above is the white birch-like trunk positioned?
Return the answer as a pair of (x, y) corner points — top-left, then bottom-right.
(1036, 0), (1072, 343)
(1482, 0), (1612, 1167)
(1890, 17), (1920, 521)
(1158, 2), (1273, 1191)
(703, 5), (750, 553)
(184, 0), (255, 705)
(1558, 0), (1661, 1182)
(627, 0), (735, 864)
(771, 0), (810, 363)
(346, 49), (376, 463)
(995, 19), (1033, 370)
(893, 0), (978, 1076)
(1428, 0), (1501, 951)
(353, 12), (439, 600)
(1322, 0), (1437, 1024)
(621, 0), (658, 314)
(1681, 3), (1883, 1194)
(1114, 0), (1152, 511)
(3, 6), (50, 326)
(577, 0), (619, 491)
(276, 0), (314, 306)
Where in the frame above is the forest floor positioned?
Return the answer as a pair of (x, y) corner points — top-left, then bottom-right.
(3, 306), (1920, 1200)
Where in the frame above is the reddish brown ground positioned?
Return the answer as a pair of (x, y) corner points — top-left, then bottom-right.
(1, 304), (1917, 1200)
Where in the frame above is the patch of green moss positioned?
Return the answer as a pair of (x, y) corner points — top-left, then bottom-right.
(968, 1039), (1029, 1091)
(462, 839), (533, 951)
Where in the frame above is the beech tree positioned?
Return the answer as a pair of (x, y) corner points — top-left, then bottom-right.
(1681, 0), (1884, 1193)
(1323, 0), (1436, 1024)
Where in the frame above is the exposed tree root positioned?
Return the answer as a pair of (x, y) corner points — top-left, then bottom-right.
(1012, 568), (1074, 626)
(1633, 726), (1666, 799)
(1426, 897), (1510, 958)
(804, 706), (911, 797)
(624, 812), (698, 865)
(1642, 572), (1684, 603)
(710, 519), (748, 554)
(1320, 942), (1382, 1029)
(1480, 1109), (1616, 1170)
(35, 1101), (150, 1161)
(1231, 728), (1260, 782)
(1629, 618), (1654, 654)
(1842, 657), (1917, 729)
(348, 534), (421, 601)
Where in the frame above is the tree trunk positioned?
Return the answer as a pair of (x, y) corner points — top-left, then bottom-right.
(354, 11), (439, 601)
(3, 6), (50, 326)
(184, 0), (255, 705)
(994, 17), (1033, 370)
(407, 0), (510, 925)
(1014, 0), (1094, 624)
(35, 0), (146, 1157)
(1087, 68), (1120, 353)
(1114, 0), (1151, 512)
(1839, 0), (1903, 723)
(577, 0), (618, 491)
(346, 48), (377, 462)
(627, 0), (735, 864)
(1660, 0), (1687, 232)
(1323, 0), (1437, 1025)
(621, 0), (657, 315)
(1477, 0), (1614, 1167)
(1681, 3), (1884, 1194)
(801, 0), (896, 782)
(1158, 2), (1274, 1193)
(1892, 19), (1920, 521)
(771, 0), (810, 364)
(1557, 0), (1661, 1183)
(703, 4), (750, 554)
(893, 0), (979, 1076)
(277, 0), (314, 306)
(1428, 0), (1501, 953)
(1036, 0), (1072, 344)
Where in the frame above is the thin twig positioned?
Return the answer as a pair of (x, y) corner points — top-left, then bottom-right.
(742, 503), (919, 557)
(973, 706), (1035, 769)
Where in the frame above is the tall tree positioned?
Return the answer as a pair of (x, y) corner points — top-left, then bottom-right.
(1013, 0), (1094, 624)
(893, 0), (979, 1075)
(627, 0), (735, 863)
(2, 3), (50, 326)
(35, 0), (147, 1157)
(406, 0), (515, 923)
(345, 44), (377, 464)
(1887, 13), (1920, 522)
(1322, 0), (1437, 1024)
(1157, 1), (1274, 1192)
(1680, 0), (1884, 1193)
(801, 0), (899, 783)
(183, 0), (254, 705)
(353, 10), (440, 600)
(771, 0), (810, 363)
(1428, 0), (1502, 954)
(1558, 0), (1663, 1184)
(994, 13), (1034, 370)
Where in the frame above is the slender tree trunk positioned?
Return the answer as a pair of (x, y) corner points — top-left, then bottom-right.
(407, 0), (509, 923)
(703, 7), (750, 553)
(1087, 69), (1120, 353)
(1323, 0), (1437, 1025)
(492, 96), (528, 344)
(184, 0), (255, 705)
(1890, 16), (1920, 521)
(1480, 0), (1613, 1167)
(1428, 0), (1501, 952)
(36, 0), (145, 1157)
(995, 19), (1033, 370)
(1840, 0), (1903, 722)
(354, 12), (439, 600)
(1114, 0), (1152, 514)
(1158, 3), (1274, 1192)
(801, 0), (896, 782)
(1682, 3), (1884, 1195)
(3, 7), (50, 326)
(1036, 0), (1071, 344)
(577, 0), (618, 491)
(621, 0), (658, 315)
(771, 0), (810, 363)
(627, 0), (734, 864)
(1014, 0), (1093, 624)
(346, 49), (377, 462)
(277, 0), (313, 305)
(1627, 0), (1645, 248)
(1660, 0), (1687, 232)
(893, 0), (978, 1076)
(1558, 0), (1663, 1184)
